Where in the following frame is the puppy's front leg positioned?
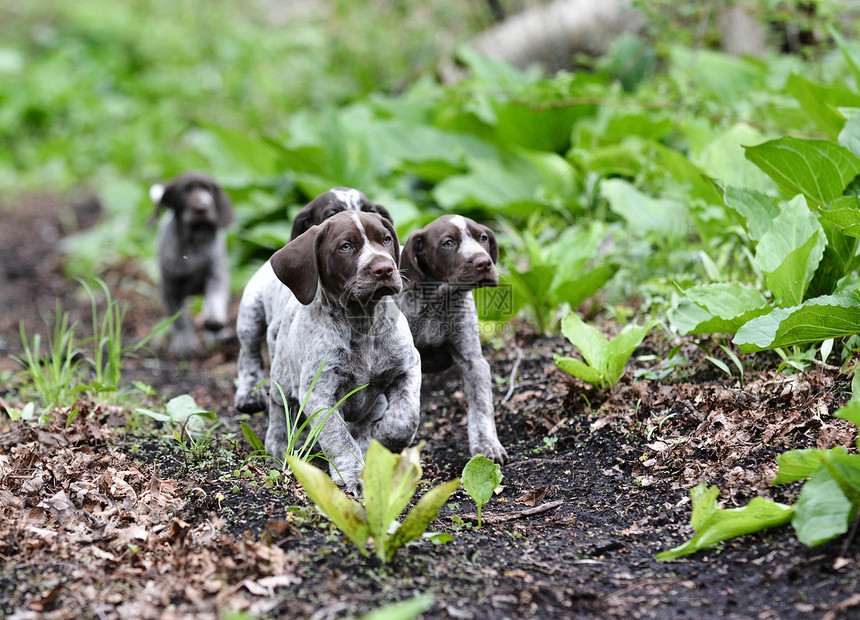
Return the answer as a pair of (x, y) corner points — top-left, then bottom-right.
(162, 280), (198, 356)
(371, 363), (421, 454)
(303, 394), (365, 496)
(451, 324), (508, 463)
(201, 232), (231, 343)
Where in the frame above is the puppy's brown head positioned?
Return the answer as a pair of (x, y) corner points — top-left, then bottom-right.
(271, 211), (402, 307)
(400, 215), (498, 290)
(153, 171), (235, 229)
(290, 187), (392, 240)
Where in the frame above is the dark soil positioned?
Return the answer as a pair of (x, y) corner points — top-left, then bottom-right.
(1, 195), (859, 619)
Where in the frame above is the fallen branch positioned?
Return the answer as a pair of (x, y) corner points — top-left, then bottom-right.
(457, 499), (564, 524)
(501, 346), (524, 404)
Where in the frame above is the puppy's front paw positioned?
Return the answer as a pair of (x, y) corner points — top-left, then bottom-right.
(168, 333), (199, 357)
(235, 388), (267, 413)
(471, 438), (508, 465)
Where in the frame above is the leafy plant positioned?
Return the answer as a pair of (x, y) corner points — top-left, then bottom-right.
(13, 301), (83, 411)
(461, 455), (503, 528)
(658, 405), (860, 561)
(555, 313), (657, 389)
(285, 440), (460, 563)
(136, 394), (218, 459)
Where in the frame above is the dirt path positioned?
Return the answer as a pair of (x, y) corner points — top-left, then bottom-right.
(1, 196), (859, 619)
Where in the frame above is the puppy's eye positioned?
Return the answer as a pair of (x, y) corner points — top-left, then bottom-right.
(382, 235), (392, 245)
(442, 238), (455, 248)
(339, 241), (353, 251)
(480, 233), (489, 242)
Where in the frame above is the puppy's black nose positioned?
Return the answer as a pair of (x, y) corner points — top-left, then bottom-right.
(371, 260), (395, 280)
(474, 255), (492, 272)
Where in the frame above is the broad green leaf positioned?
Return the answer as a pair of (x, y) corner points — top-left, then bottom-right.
(653, 143), (721, 203)
(605, 321), (657, 386)
(601, 178), (690, 237)
(772, 448), (842, 485)
(462, 455), (502, 527)
(554, 356), (604, 387)
(828, 452), (860, 500)
(198, 122), (281, 177)
(165, 394), (213, 422)
(432, 154), (545, 212)
(745, 137), (860, 208)
(754, 195), (825, 306)
(793, 468), (854, 546)
(683, 282), (768, 321)
(656, 484), (794, 561)
(734, 293), (860, 353)
(840, 112), (860, 160)
(721, 185), (780, 241)
(362, 441), (421, 548)
(473, 275), (525, 322)
(284, 455), (370, 554)
(559, 313), (609, 372)
(553, 262), (619, 310)
(668, 47), (765, 102)
(387, 477), (460, 560)
(808, 218), (858, 299)
(835, 402), (860, 428)
(785, 73), (860, 139)
(819, 196), (860, 238)
(694, 124), (773, 192)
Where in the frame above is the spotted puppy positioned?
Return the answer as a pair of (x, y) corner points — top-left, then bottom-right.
(265, 211), (421, 494)
(153, 171), (235, 356)
(397, 214), (508, 463)
(234, 188), (392, 413)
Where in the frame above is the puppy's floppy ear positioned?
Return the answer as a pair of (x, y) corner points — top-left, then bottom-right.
(290, 204), (317, 241)
(399, 230), (426, 290)
(271, 225), (320, 305)
(149, 178), (182, 225)
(482, 225), (499, 263)
(213, 184), (235, 228)
(371, 202), (393, 224)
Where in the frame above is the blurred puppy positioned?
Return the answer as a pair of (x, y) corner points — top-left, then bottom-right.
(152, 171), (235, 356)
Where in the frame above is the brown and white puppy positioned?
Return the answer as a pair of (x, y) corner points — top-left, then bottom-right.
(265, 211), (421, 494)
(397, 214), (507, 463)
(153, 171), (234, 356)
(234, 188), (393, 413)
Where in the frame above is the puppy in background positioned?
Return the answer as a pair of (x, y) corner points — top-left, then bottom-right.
(398, 214), (508, 463)
(152, 171), (235, 356)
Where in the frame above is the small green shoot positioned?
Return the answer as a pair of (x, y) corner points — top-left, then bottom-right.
(554, 313), (657, 389)
(136, 395), (218, 459)
(461, 455), (503, 528)
(286, 440), (460, 563)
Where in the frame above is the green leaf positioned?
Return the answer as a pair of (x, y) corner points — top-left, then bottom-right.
(461, 455), (502, 528)
(754, 195), (826, 306)
(605, 321), (657, 386)
(554, 356), (605, 387)
(552, 262), (619, 311)
(734, 293), (860, 353)
(785, 73), (860, 139)
(284, 455), (370, 555)
(721, 185), (780, 241)
(793, 468), (855, 546)
(835, 402), (860, 428)
(559, 313), (609, 372)
(387, 478), (460, 560)
(683, 282), (768, 323)
(819, 196), (860, 238)
(772, 448), (841, 485)
(601, 178), (689, 237)
(694, 124), (773, 192)
(362, 441), (421, 555)
(240, 422), (265, 454)
(656, 484), (794, 561)
(745, 137), (860, 208)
